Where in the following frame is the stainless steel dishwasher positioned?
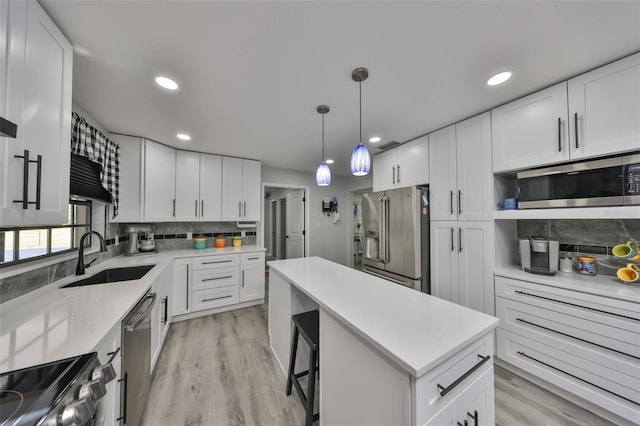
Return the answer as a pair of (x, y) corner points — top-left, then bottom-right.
(120, 290), (156, 425)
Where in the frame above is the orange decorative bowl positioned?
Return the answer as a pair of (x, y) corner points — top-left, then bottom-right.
(215, 235), (226, 248)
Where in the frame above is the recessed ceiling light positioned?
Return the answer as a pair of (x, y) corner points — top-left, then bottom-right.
(155, 76), (178, 90)
(487, 71), (512, 86)
(177, 133), (191, 141)
(369, 136), (381, 143)
(325, 159), (335, 164)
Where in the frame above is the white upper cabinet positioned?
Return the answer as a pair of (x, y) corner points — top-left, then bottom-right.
(175, 151), (223, 222)
(1, 0), (72, 226)
(108, 135), (143, 222)
(373, 136), (429, 192)
(143, 141), (176, 222)
(491, 83), (570, 173)
(429, 113), (493, 221)
(222, 157), (260, 221)
(568, 53), (640, 160)
(492, 53), (640, 173)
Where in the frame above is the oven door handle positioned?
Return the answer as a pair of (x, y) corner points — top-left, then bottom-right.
(124, 293), (157, 331)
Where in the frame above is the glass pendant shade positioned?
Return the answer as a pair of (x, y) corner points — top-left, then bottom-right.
(350, 143), (370, 176)
(316, 161), (331, 186)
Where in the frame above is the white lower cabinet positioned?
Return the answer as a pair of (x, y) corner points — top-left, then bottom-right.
(424, 367), (494, 426)
(430, 221), (494, 315)
(495, 275), (640, 424)
(192, 285), (239, 311)
(240, 252), (265, 302)
(172, 258), (192, 316)
(151, 264), (171, 371)
(92, 324), (122, 426)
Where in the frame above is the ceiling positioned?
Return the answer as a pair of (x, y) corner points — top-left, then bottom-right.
(40, 1), (640, 177)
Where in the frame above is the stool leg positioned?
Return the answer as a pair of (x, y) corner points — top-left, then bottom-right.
(286, 327), (299, 396)
(305, 348), (318, 426)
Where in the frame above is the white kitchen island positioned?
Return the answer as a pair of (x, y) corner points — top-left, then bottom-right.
(268, 257), (500, 426)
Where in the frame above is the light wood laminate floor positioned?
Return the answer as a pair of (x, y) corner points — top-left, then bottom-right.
(141, 299), (615, 425)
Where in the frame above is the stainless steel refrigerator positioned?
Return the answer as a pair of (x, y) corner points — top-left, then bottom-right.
(361, 186), (430, 292)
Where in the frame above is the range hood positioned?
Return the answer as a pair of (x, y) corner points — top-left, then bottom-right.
(1, 117), (17, 138)
(70, 154), (112, 203)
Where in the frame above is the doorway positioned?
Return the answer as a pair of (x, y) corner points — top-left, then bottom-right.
(263, 185), (308, 260)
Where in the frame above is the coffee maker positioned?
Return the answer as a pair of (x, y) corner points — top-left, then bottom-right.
(519, 236), (559, 275)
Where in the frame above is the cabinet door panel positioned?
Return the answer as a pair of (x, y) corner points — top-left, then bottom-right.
(457, 222), (494, 315)
(430, 221), (459, 303)
(456, 113), (493, 221)
(242, 159), (261, 221)
(491, 82), (569, 172)
(222, 156), (243, 221)
(569, 53), (640, 160)
(423, 393), (461, 426)
(240, 264), (265, 302)
(461, 366), (495, 426)
(172, 258), (191, 316)
(144, 141), (176, 222)
(175, 151), (200, 221)
(397, 136), (429, 187)
(428, 126), (456, 221)
(200, 154), (222, 221)
(373, 150), (397, 192)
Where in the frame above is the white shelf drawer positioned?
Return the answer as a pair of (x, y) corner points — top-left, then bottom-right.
(192, 254), (239, 270)
(193, 266), (239, 291)
(192, 286), (239, 312)
(241, 252), (264, 266)
(496, 297), (640, 362)
(413, 332), (494, 425)
(497, 329), (640, 424)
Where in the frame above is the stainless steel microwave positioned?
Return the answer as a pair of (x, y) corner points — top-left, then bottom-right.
(517, 153), (640, 208)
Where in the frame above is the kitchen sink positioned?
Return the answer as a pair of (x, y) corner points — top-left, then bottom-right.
(61, 264), (156, 288)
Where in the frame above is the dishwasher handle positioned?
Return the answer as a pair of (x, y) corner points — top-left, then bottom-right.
(124, 292), (157, 331)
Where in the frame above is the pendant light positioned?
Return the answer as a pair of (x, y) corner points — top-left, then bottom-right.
(315, 105), (331, 186)
(350, 67), (371, 176)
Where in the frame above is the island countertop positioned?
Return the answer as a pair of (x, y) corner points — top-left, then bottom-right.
(267, 256), (500, 377)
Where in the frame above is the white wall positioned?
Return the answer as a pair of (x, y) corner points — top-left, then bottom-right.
(262, 166), (372, 266)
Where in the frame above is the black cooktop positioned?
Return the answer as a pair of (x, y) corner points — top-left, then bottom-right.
(0, 353), (94, 426)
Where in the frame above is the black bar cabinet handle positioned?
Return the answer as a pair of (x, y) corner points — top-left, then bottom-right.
(451, 227), (455, 251)
(195, 200), (198, 216)
(557, 117), (562, 152)
(201, 200), (204, 217)
(392, 166), (396, 184)
(203, 295), (232, 302)
(106, 347), (121, 363)
(458, 190), (462, 214)
(172, 198), (176, 216)
(397, 164), (400, 183)
(457, 422), (468, 426)
(574, 112), (579, 148)
(459, 228), (462, 252)
(202, 275), (232, 281)
(117, 372), (128, 423)
(185, 264), (189, 310)
(14, 149), (29, 209)
(467, 410), (478, 426)
(162, 296), (168, 324)
(437, 354), (491, 397)
(450, 190), (454, 214)
(34, 155), (42, 210)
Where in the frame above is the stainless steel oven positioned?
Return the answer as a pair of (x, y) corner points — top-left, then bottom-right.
(0, 352), (116, 426)
(517, 153), (640, 208)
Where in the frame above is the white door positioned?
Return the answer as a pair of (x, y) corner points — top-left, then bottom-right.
(430, 221), (459, 303)
(285, 190), (305, 259)
(397, 135), (429, 187)
(174, 151), (200, 221)
(456, 112), (493, 221)
(457, 221), (494, 315)
(569, 52), (640, 160)
(428, 125), (457, 221)
(172, 258), (191, 316)
(143, 141), (176, 222)
(242, 159), (261, 221)
(491, 82), (570, 172)
(199, 154), (222, 221)
(372, 150), (397, 192)
(222, 156), (243, 221)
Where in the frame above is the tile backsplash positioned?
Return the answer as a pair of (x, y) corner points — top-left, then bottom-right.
(517, 219), (640, 276)
(0, 221), (257, 304)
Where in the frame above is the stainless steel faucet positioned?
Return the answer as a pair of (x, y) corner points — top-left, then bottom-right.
(76, 230), (107, 275)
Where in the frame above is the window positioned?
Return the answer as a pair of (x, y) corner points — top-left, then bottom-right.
(1, 199), (92, 266)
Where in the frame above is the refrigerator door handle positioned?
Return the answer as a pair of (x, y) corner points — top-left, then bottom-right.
(379, 195), (390, 263)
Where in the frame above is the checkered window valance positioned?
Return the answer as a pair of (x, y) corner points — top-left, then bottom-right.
(71, 112), (120, 217)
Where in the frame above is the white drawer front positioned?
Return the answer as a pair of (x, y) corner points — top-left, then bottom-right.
(497, 329), (640, 424)
(241, 252), (264, 266)
(193, 267), (239, 291)
(497, 297), (640, 363)
(414, 332), (494, 425)
(192, 254), (239, 270)
(495, 276), (640, 332)
(192, 286), (239, 312)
